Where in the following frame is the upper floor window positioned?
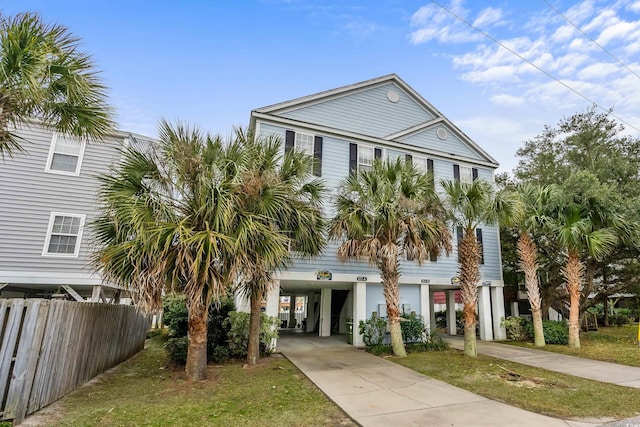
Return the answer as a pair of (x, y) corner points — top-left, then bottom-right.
(42, 212), (86, 257)
(294, 132), (314, 156)
(45, 133), (86, 176)
(454, 164), (478, 184)
(285, 130), (323, 177)
(358, 145), (374, 172)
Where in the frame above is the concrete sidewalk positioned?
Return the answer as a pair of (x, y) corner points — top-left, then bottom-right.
(278, 333), (605, 427)
(442, 336), (640, 388)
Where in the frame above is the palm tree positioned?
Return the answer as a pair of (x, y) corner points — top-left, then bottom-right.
(552, 202), (617, 348)
(92, 121), (234, 381)
(231, 129), (326, 366)
(514, 183), (558, 347)
(0, 13), (113, 159)
(330, 159), (452, 357)
(442, 179), (520, 357)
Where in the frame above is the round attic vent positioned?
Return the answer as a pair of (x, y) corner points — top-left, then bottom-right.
(436, 127), (448, 140)
(387, 90), (400, 103)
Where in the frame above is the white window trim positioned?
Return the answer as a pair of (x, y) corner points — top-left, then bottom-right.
(44, 133), (87, 176)
(412, 154), (429, 173)
(294, 131), (315, 156)
(357, 143), (377, 171)
(42, 212), (86, 258)
(459, 164), (474, 184)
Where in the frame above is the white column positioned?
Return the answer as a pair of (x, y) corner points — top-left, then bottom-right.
(429, 291), (436, 331)
(319, 288), (332, 337)
(265, 280), (280, 319)
(91, 285), (102, 303)
(420, 284), (431, 331)
(234, 291), (251, 313)
(511, 301), (520, 317)
(353, 282), (366, 346)
(446, 290), (457, 335)
(306, 292), (316, 333)
(491, 286), (507, 340)
(478, 285), (494, 340)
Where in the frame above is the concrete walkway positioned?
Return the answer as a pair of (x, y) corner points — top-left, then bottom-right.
(442, 336), (640, 388)
(277, 332), (605, 427)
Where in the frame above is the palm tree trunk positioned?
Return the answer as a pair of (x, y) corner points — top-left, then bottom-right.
(517, 232), (545, 347)
(186, 305), (208, 381)
(380, 247), (406, 357)
(563, 250), (583, 349)
(247, 292), (263, 366)
(459, 228), (480, 357)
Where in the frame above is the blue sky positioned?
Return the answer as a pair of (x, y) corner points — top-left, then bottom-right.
(3, 0), (640, 173)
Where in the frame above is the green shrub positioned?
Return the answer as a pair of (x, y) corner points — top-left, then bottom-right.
(500, 316), (528, 341)
(400, 312), (428, 343)
(161, 294), (236, 365)
(162, 294), (188, 337)
(225, 311), (280, 357)
(609, 312), (630, 326)
(524, 320), (568, 344)
(165, 336), (189, 365)
(358, 315), (387, 346)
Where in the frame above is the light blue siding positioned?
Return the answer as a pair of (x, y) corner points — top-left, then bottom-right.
(397, 126), (484, 161)
(280, 83), (434, 138)
(365, 284), (421, 319)
(258, 121), (503, 281)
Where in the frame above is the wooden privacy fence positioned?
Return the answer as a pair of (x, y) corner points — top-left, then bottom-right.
(0, 299), (151, 423)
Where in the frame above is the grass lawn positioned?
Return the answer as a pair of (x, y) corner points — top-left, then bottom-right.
(392, 348), (640, 420)
(507, 324), (640, 367)
(26, 332), (354, 427)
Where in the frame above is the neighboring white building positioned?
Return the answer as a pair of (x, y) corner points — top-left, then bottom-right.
(244, 74), (507, 345)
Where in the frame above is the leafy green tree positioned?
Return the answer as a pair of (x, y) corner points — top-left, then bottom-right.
(442, 179), (520, 357)
(0, 13), (114, 159)
(551, 201), (617, 348)
(93, 121), (234, 381)
(231, 129), (326, 366)
(330, 159), (451, 357)
(513, 183), (558, 347)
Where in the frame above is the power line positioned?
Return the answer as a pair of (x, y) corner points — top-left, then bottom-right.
(543, 0), (640, 83)
(428, 0), (640, 133)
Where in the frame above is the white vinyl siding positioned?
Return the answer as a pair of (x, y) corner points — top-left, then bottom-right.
(294, 132), (314, 156)
(42, 213), (86, 257)
(45, 133), (86, 176)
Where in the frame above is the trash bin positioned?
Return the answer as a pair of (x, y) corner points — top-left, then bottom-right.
(346, 318), (353, 344)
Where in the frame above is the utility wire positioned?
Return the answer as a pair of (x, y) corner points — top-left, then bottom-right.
(543, 0), (640, 83)
(429, 0), (640, 133)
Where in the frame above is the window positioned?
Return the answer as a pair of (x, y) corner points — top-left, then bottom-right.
(358, 145), (374, 172)
(45, 133), (86, 175)
(453, 164), (478, 184)
(294, 132), (314, 156)
(412, 156), (428, 173)
(285, 130), (323, 177)
(42, 213), (86, 257)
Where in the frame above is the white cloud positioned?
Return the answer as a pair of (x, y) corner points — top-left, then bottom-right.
(473, 7), (504, 28)
(490, 94), (524, 106)
(576, 62), (620, 80)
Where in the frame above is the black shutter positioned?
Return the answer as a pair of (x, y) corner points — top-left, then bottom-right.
(374, 148), (382, 160)
(456, 226), (463, 262)
(405, 154), (413, 165)
(427, 159), (434, 185)
(472, 168), (479, 181)
(349, 143), (358, 176)
(285, 130), (295, 153)
(453, 164), (460, 182)
(313, 136), (323, 177)
(476, 228), (484, 264)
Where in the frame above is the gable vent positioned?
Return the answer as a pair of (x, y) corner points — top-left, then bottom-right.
(387, 90), (400, 103)
(436, 127), (448, 140)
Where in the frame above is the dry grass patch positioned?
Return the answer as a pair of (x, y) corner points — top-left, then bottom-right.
(393, 349), (640, 420)
(24, 333), (354, 427)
